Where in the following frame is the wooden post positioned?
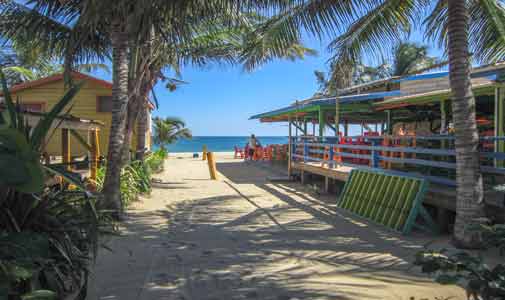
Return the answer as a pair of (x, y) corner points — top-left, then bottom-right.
(288, 115), (292, 178)
(207, 152), (217, 180)
(318, 107), (325, 137)
(335, 97), (340, 137)
(495, 88), (505, 167)
(440, 100), (448, 162)
(440, 99), (447, 135)
(89, 129), (99, 186)
(386, 110), (392, 135)
(62, 128), (71, 170)
(344, 121), (348, 137)
(202, 145), (207, 161)
(324, 177), (330, 193)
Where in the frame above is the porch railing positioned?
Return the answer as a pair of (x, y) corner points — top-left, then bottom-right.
(291, 135), (505, 187)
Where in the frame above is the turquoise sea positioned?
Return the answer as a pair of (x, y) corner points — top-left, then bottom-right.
(157, 136), (288, 153)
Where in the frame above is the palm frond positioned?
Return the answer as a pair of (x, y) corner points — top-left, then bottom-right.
(425, 0), (505, 63)
(329, 0), (429, 65)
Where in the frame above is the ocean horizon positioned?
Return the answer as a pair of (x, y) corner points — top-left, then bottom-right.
(155, 136), (288, 153)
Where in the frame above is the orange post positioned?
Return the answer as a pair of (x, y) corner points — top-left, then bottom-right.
(202, 145), (208, 160)
(207, 152), (217, 180)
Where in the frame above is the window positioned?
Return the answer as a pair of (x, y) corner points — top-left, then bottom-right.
(97, 96), (112, 112)
(20, 103), (44, 112)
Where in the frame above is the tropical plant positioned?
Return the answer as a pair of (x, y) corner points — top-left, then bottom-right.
(144, 149), (167, 173)
(0, 69), (114, 298)
(95, 159), (154, 208)
(315, 42), (440, 96)
(415, 224), (505, 299)
(152, 117), (192, 152)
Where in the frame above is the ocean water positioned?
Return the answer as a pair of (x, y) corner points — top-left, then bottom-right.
(157, 136), (288, 153)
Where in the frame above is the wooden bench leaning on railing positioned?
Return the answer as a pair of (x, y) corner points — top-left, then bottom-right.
(290, 135), (505, 211)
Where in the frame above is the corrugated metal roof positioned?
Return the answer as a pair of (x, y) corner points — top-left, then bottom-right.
(249, 90), (401, 120)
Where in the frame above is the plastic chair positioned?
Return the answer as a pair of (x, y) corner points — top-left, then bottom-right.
(234, 146), (245, 159)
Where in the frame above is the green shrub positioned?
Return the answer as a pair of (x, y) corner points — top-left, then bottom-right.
(415, 224), (505, 299)
(0, 69), (114, 298)
(144, 149), (167, 173)
(95, 158), (156, 208)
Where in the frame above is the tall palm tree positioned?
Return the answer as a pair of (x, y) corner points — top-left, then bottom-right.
(446, 0), (485, 246)
(330, 0), (501, 246)
(0, 0), (315, 212)
(152, 117), (192, 151)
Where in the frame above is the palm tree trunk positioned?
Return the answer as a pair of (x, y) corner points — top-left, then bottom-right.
(447, 0), (485, 247)
(102, 19), (129, 213)
(136, 104), (148, 161)
(120, 99), (140, 165)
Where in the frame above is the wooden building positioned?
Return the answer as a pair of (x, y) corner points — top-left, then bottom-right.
(1, 71), (152, 157)
(250, 62), (505, 232)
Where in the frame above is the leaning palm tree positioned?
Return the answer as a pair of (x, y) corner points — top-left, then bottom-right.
(152, 117), (192, 151)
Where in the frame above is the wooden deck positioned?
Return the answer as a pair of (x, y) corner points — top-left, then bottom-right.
(291, 161), (505, 215)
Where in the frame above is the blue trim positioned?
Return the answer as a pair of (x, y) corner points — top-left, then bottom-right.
(401, 67), (505, 82)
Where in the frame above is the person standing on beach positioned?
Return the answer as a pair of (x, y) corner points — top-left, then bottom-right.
(248, 134), (259, 160)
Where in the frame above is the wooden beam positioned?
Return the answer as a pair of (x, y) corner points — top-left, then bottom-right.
(495, 88), (505, 167)
(335, 97), (340, 137)
(288, 115), (292, 178)
(89, 129), (99, 184)
(318, 107), (324, 137)
(61, 128), (71, 170)
(386, 110), (393, 135)
(326, 121), (336, 133)
(70, 129), (93, 152)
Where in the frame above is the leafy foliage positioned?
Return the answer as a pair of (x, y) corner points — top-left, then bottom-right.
(0, 68), (114, 298)
(415, 224), (505, 300)
(144, 149), (167, 173)
(152, 117), (192, 151)
(95, 151), (167, 208)
(314, 41), (441, 96)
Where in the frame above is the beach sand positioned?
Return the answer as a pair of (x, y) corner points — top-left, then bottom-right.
(88, 152), (466, 300)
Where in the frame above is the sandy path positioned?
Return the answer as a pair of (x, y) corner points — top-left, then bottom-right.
(87, 153), (465, 300)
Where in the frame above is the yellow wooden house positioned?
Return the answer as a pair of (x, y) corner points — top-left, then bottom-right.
(4, 71), (152, 157)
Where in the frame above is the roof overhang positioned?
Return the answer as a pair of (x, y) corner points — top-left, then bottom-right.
(0, 71), (113, 96)
(374, 82), (497, 111)
(250, 90), (401, 121)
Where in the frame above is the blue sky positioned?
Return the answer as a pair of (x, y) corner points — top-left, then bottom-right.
(93, 32), (443, 137)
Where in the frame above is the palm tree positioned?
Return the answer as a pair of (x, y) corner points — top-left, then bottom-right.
(389, 42), (439, 76)
(315, 41), (440, 96)
(0, 0), (316, 212)
(152, 117), (192, 151)
(263, 0), (505, 246)
(125, 14), (315, 161)
(446, 0), (485, 246)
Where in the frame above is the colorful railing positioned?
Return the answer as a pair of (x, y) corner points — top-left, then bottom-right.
(291, 135), (505, 186)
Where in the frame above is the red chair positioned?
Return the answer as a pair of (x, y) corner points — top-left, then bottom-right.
(234, 146), (245, 159)
(254, 146), (263, 161)
(244, 145), (250, 160)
